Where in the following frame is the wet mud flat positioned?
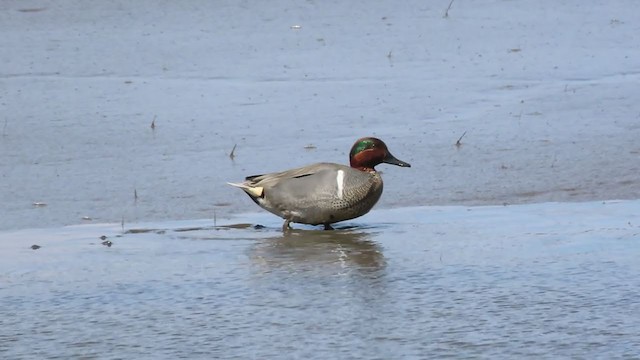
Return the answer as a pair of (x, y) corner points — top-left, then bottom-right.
(1, 0), (640, 358)
(1, 0), (640, 230)
(1, 200), (639, 358)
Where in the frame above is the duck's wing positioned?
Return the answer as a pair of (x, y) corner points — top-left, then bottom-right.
(244, 163), (339, 187)
(228, 163), (343, 199)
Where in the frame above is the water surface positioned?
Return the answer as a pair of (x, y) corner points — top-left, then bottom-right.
(2, 201), (639, 358)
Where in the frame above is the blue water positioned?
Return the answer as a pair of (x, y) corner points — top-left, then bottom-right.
(2, 201), (639, 359)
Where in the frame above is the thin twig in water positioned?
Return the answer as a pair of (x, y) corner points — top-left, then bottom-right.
(229, 144), (237, 160)
(151, 115), (156, 130)
(134, 188), (138, 202)
(455, 131), (467, 148)
(443, 0), (455, 18)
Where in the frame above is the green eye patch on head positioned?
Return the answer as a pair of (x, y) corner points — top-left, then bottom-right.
(350, 139), (375, 158)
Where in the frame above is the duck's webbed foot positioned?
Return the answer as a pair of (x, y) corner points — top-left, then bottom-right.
(282, 219), (291, 231)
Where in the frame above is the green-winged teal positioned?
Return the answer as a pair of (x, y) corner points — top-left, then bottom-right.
(228, 137), (411, 230)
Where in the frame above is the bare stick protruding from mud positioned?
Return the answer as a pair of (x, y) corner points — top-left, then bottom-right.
(455, 131), (467, 148)
(443, 0), (455, 18)
(229, 144), (237, 160)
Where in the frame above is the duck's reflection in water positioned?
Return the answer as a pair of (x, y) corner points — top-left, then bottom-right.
(249, 227), (386, 276)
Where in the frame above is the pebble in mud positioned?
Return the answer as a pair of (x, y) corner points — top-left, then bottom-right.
(30, 244), (41, 250)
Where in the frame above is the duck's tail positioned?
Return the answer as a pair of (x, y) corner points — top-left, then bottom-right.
(227, 182), (264, 198)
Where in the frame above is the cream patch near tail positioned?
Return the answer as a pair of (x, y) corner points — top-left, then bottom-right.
(227, 182), (264, 198)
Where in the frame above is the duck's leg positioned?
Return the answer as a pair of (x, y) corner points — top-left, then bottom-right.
(282, 219), (291, 231)
(324, 223), (334, 230)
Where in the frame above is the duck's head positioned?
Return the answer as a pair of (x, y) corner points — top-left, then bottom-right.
(349, 137), (411, 171)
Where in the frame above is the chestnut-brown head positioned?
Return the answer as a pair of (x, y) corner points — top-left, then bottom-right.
(349, 137), (411, 171)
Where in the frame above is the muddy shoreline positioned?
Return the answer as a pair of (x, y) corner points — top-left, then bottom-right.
(1, 0), (639, 231)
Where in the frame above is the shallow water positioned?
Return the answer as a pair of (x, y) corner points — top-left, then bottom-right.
(2, 201), (640, 358)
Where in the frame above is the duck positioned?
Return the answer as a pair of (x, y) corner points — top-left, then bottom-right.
(228, 137), (411, 230)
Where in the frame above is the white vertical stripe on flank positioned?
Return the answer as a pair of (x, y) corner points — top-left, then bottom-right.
(336, 170), (345, 200)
